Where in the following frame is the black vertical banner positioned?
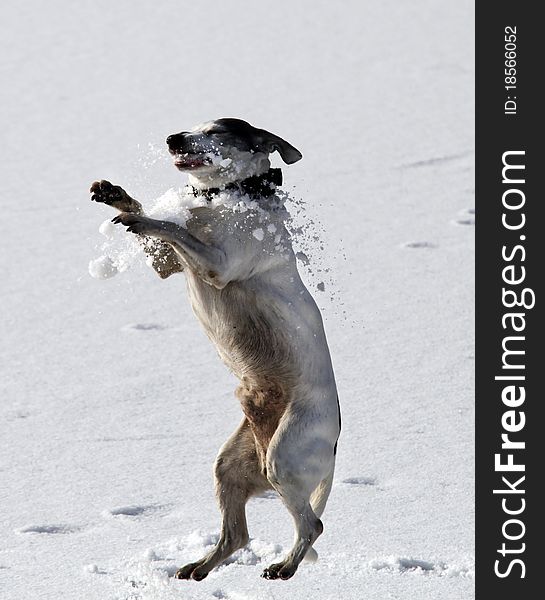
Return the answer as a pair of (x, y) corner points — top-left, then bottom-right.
(476, 2), (542, 598)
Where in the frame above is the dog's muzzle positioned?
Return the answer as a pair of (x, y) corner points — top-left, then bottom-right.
(166, 133), (208, 169)
(166, 132), (190, 154)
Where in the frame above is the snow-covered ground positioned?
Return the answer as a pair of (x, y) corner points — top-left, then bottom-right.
(0, 1), (474, 599)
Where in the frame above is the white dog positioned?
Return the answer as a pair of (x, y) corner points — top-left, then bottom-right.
(90, 118), (341, 581)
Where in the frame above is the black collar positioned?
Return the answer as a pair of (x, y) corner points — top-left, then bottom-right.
(190, 168), (283, 201)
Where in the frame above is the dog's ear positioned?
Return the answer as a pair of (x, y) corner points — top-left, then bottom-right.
(254, 129), (303, 164)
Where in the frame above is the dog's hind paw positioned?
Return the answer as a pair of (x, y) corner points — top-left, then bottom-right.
(261, 561), (297, 580)
(173, 560), (207, 581)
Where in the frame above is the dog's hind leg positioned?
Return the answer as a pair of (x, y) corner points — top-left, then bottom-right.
(262, 412), (336, 580)
(303, 467), (335, 563)
(174, 419), (270, 581)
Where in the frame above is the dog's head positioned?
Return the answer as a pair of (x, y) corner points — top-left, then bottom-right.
(166, 118), (302, 186)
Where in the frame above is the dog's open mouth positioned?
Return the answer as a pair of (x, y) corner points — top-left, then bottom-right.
(172, 153), (209, 170)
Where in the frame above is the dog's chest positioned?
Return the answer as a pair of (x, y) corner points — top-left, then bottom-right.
(185, 205), (247, 246)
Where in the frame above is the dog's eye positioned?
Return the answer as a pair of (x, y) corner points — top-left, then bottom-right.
(205, 127), (225, 136)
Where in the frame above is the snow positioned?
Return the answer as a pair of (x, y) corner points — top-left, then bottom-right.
(88, 255), (118, 280)
(148, 188), (208, 227)
(88, 187), (287, 279)
(252, 228), (265, 241)
(1, 1), (474, 599)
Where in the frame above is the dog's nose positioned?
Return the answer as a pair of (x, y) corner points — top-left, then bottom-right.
(166, 132), (188, 148)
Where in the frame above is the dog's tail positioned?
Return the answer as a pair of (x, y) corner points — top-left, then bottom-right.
(304, 467), (335, 563)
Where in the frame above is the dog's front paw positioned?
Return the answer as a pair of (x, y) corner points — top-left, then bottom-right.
(112, 212), (149, 234)
(90, 180), (141, 213)
(90, 180), (125, 205)
(112, 212), (163, 236)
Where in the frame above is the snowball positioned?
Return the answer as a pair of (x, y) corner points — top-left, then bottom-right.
(98, 219), (116, 239)
(252, 228), (264, 241)
(88, 255), (118, 280)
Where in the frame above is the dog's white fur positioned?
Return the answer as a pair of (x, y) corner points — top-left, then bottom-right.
(93, 119), (340, 581)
